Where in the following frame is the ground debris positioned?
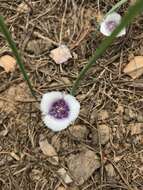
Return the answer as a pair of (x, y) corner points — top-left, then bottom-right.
(10, 152), (20, 161)
(0, 55), (16, 73)
(50, 45), (72, 64)
(66, 149), (101, 185)
(0, 82), (35, 114)
(39, 134), (59, 165)
(26, 39), (52, 55)
(123, 56), (143, 79)
(57, 168), (73, 184)
(0, 0), (143, 189)
(105, 163), (116, 177)
(69, 125), (89, 139)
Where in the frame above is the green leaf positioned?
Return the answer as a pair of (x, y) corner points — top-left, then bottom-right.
(0, 15), (35, 97)
(105, 0), (128, 17)
(71, 0), (143, 96)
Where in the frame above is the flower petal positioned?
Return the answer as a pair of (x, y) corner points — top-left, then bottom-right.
(100, 21), (111, 36)
(104, 12), (121, 23)
(40, 92), (63, 114)
(40, 92), (80, 131)
(100, 12), (126, 37)
(42, 115), (71, 131)
(63, 94), (80, 122)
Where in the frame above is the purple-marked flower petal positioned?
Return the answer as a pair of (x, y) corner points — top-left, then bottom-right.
(40, 91), (80, 131)
(100, 12), (126, 37)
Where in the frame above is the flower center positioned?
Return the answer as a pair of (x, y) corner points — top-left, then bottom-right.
(106, 20), (117, 32)
(49, 99), (70, 119)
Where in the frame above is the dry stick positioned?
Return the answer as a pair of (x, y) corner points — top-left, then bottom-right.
(70, 27), (90, 49)
(33, 31), (58, 46)
(108, 159), (134, 190)
(97, 0), (100, 13)
(105, 0), (128, 17)
(96, 122), (104, 190)
(31, 1), (58, 22)
(59, 0), (68, 44)
(97, 184), (128, 190)
(68, 0), (85, 45)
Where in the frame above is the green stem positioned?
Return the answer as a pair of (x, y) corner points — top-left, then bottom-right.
(71, 0), (143, 96)
(105, 0), (128, 17)
(0, 16), (35, 97)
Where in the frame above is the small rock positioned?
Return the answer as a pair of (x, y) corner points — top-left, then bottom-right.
(0, 55), (16, 73)
(39, 134), (59, 165)
(98, 110), (109, 120)
(99, 125), (110, 145)
(123, 56), (143, 79)
(57, 168), (73, 184)
(67, 149), (101, 185)
(105, 163), (116, 177)
(69, 125), (89, 139)
(50, 45), (72, 64)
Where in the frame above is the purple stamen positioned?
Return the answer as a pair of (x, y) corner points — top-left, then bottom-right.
(49, 99), (69, 119)
(106, 20), (117, 32)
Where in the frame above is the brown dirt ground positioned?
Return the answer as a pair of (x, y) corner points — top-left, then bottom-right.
(0, 0), (143, 190)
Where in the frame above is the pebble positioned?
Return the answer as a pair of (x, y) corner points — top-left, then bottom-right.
(67, 149), (101, 185)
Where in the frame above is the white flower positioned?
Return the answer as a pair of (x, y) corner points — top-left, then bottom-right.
(100, 12), (126, 37)
(40, 91), (80, 132)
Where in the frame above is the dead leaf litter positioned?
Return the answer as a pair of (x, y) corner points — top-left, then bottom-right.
(0, 1), (143, 189)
